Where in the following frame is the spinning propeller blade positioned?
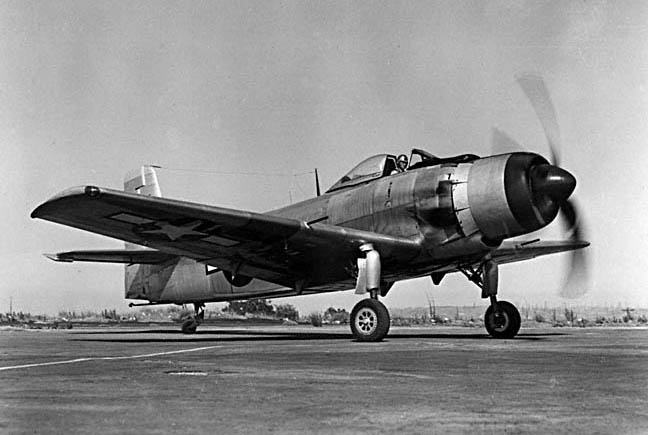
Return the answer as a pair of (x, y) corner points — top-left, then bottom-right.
(491, 127), (523, 155)
(517, 74), (562, 166)
(516, 74), (589, 298)
(561, 199), (588, 297)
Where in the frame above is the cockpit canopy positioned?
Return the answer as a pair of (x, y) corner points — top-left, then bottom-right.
(326, 154), (391, 193)
(326, 149), (480, 193)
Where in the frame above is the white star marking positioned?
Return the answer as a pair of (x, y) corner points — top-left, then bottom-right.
(139, 221), (207, 241)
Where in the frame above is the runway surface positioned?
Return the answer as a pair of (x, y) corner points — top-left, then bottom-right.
(1, 325), (647, 434)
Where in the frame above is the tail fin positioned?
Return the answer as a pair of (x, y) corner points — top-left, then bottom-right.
(124, 165), (162, 197)
(124, 165), (165, 302)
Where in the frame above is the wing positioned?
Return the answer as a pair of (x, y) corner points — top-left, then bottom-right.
(44, 249), (177, 264)
(488, 239), (589, 265)
(32, 186), (422, 288)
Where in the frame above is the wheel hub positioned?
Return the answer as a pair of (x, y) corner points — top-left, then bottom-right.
(355, 308), (377, 335)
(491, 311), (510, 331)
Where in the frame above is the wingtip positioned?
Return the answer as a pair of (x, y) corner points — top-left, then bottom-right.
(31, 201), (56, 220)
(43, 253), (73, 262)
(30, 203), (50, 219)
(31, 186), (103, 220)
(43, 254), (63, 261)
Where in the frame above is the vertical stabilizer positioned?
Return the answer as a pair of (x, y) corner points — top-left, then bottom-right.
(124, 165), (162, 197)
(124, 165), (163, 301)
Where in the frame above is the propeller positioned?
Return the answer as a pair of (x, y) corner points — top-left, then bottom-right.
(516, 73), (589, 298)
(491, 127), (523, 155)
(516, 75), (562, 166)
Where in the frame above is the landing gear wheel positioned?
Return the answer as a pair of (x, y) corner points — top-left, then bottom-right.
(484, 300), (521, 339)
(180, 303), (205, 334)
(181, 318), (198, 334)
(350, 298), (390, 342)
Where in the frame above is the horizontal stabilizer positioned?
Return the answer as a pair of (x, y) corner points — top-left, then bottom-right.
(44, 249), (177, 264)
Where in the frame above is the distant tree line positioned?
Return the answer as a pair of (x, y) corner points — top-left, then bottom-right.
(221, 300), (350, 325)
(222, 299), (299, 321)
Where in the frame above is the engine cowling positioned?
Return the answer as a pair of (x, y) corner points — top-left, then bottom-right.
(456, 152), (576, 242)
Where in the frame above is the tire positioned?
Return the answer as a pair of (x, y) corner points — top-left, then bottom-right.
(181, 319), (198, 334)
(350, 299), (390, 342)
(484, 300), (521, 339)
(223, 271), (253, 287)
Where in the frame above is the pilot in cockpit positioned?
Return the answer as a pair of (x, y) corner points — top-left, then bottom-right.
(391, 154), (408, 174)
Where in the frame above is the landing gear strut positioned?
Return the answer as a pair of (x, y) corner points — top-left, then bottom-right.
(350, 246), (391, 342)
(461, 261), (521, 339)
(181, 303), (205, 334)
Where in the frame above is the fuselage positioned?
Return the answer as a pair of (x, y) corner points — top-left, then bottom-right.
(127, 151), (572, 304)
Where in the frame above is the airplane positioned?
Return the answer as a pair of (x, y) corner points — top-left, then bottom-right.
(31, 75), (589, 342)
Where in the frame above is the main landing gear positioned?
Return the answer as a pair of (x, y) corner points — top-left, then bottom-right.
(181, 303), (205, 334)
(351, 291), (390, 342)
(461, 261), (521, 339)
(484, 299), (521, 339)
(350, 244), (391, 342)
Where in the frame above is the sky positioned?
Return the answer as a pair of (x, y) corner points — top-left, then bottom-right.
(2, 0), (647, 316)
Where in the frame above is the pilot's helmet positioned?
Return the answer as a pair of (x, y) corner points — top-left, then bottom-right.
(397, 154), (408, 168)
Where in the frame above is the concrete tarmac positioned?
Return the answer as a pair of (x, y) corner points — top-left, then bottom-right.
(1, 325), (647, 434)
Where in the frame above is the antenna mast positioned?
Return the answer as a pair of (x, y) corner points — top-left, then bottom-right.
(314, 168), (321, 197)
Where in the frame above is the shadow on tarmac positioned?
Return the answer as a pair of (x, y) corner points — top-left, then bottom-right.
(68, 328), (564, 343)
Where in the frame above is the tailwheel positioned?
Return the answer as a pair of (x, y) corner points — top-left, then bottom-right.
(181, 318), (198, 334)
(180, 303), (205, 334)
(350, 298), (390, 342)
(484, 300), (521, 339)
